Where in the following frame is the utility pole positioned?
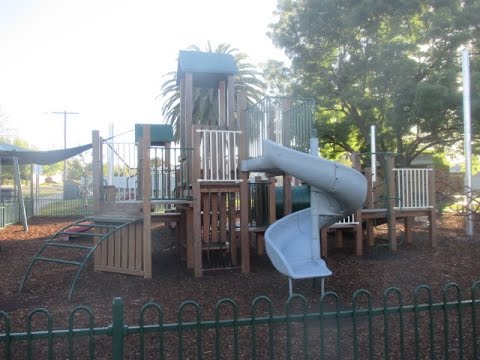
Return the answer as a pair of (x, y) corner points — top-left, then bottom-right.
(49, 110), (79, 182)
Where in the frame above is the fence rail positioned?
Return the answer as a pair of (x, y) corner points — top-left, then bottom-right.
(0, 199), (34, 228)
(1, 281), (480, 359)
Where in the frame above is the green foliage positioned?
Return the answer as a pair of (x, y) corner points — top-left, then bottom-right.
(262, 59), (293, 95)
(269, 0), (480, 166)
(0, 137), (34, 183)
(67, 154), (92, 182)
(160, 42), (266, 139)
(42, 162), (63, 177)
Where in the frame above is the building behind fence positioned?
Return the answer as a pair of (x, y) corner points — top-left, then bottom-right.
(1, 281), (480, 359)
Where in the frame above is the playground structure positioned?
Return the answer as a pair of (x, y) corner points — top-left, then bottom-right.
(320, 154), (437, 257)
(19, 50), (439, 298)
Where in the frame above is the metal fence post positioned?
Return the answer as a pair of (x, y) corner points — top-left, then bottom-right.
(112, 297), (124, 360)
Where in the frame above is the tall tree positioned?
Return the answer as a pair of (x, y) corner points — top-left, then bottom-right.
(160, 43), (266, 139)
(270, 0), (480, 166)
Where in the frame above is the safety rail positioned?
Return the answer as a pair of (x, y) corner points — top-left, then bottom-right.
(195, 128), (241, 182)
(103, 141), (138, 201)
(394, 168), (433, 209)
(2, 282), (480, 359)
(246, 96), (314, 159)
(334, 213), (358, 225)
(150, 146), (192, 200)
(103, 141), (192, 201)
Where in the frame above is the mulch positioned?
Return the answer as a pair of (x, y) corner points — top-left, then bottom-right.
(1, 213), (480, 358)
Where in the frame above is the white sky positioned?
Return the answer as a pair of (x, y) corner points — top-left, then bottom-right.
(0, 0), (285, 150)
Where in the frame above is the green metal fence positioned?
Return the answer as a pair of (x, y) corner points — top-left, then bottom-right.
(1, 281), (480, 359)
(34, 195), (93, 217)
(0, 199), (33, 228)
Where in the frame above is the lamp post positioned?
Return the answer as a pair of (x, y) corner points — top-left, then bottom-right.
(49, 110), (79, 182)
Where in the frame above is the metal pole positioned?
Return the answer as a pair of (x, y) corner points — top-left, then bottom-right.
(370, 125), (376, 183)
(310, 129), (321, 257)
(462, 49), (474, 237)
(107, 122), (114, 185)
(63, 110), (67, 181)
(49, 110), (79, 182)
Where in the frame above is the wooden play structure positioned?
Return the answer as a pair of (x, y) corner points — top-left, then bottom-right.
(320, 154), (437, 256)
(85, 51), (320, 279)
(19, 50), (439, 299)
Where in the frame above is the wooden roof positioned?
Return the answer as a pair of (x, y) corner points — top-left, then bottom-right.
(176, 50), (238, 88)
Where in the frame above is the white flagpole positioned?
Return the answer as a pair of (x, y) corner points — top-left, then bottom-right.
(462, 49), (474, 237)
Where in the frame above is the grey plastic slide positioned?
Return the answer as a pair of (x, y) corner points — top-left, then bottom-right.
(242, 140), (367, 289)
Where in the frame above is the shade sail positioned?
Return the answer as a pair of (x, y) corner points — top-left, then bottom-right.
(0, 143), (92, 165)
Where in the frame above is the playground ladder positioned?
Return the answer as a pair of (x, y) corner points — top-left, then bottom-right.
(19, 218), (134, 300)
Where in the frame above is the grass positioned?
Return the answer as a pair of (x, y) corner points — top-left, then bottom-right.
(37, 183), (64, 196)
(37, 198), (93, 217)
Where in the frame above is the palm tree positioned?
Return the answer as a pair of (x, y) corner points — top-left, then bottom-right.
(159, 42), (266, 139)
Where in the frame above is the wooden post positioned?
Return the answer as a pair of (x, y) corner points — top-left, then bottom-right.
(334, 229), (343, 248)
(404, 217), (414, 244)
(283, 175), (293, 216)
(320, 227), (328, 257)
(141, 125), (152, 278)
(184, 207), (194, 269)
(386, 156), (397, 251)
(179, 77), (186, 150)
(92, 130), (102, 215)
(226, 75), (235, 129)
(218, 80), (226, 127)
(428, 166), (437, 247)
(192, 132), (202, 277)
(268, 177), (276, 225)
(238, 90), (250, 273)
(240, 171), (250, 272)
(192, 183), (202, 276)
(355, 216), (363, 256)
(352, 152), (363, 256)
(364, 167), (375, 246)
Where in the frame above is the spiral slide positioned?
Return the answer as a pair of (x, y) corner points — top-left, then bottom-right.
(241, 140), (367, 295)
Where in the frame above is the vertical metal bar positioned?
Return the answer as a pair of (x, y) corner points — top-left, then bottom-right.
(352, 294), (359, 359)
(69, 306), (95, 360)
(0, 311), (11, 360)
(203, 131), (207, 181)
(220, 131), (227, 180)
(443, 286), (450, 360)
(384, 295), (390, 359)
(215, 131), (219, 181)
(413, 170), (417, 207)
(425, 170), (430, 207)
(472, 282), (480, 360)
(139, 303), (164, 360)
(209, 131), (213, 181)
(27, 309), (53, 360)
(111, 297), (124, 360)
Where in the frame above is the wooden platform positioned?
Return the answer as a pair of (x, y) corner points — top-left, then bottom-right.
(362, 207), (436, 250)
